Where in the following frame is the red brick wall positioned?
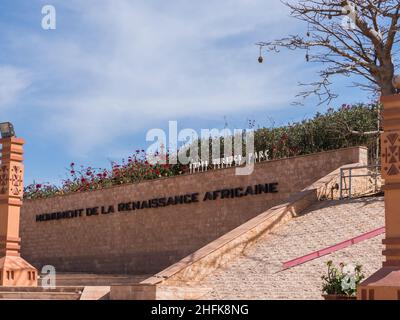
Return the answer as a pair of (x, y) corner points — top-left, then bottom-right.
(20, 147), (367, 275)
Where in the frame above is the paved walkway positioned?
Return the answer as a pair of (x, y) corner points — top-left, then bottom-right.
(201, 196), (384, 300)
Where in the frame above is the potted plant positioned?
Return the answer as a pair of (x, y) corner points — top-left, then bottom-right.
(321, 261), (365, 300)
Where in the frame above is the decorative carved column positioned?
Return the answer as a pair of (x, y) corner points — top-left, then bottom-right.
(0, 137), (37, 286)
(357, 95), (400, 300)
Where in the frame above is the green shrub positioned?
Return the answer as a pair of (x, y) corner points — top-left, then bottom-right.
(24, 103), (380, 200)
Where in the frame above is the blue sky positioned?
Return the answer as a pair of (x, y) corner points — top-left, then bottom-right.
(0, 0), (371, 185)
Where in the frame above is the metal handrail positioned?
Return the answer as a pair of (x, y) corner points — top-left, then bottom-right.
(339, 165), (381, 199)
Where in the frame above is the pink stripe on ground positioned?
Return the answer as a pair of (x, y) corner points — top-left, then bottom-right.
(282, 226), (385, 270)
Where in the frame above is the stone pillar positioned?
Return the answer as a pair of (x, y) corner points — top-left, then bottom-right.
(0, 137), (37, 286)
(357, 95), (400, 300)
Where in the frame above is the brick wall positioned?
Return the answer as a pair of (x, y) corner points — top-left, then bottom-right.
(20, 147), (367, 275)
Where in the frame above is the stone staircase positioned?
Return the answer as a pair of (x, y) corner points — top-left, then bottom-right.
(54, 273), (150, 286)
(199, 196), (385, 300)
(0, 273), (150, 300)
(0, 286), (84, 300)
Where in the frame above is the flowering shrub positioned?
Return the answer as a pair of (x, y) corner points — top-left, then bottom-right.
(321, 261), (365, 297)
(24, 150), (189, 200)
(24, 104), (380, 200)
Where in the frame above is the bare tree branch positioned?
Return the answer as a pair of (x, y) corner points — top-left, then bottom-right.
(257, 0), (400, 104)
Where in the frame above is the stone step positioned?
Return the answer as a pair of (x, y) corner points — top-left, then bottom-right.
(0, 286), (84, 293)
(0, 291), (81, 300)
(0, 286), (83, 300)
(57, 280), (130, 286)
(52, 274), (150, 286)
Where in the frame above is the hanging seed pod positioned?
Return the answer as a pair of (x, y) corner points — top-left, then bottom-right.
(307, 32), (310, 37)
(306, 54), (309, 62)
(258, 45), (263, 63)
(328, 14), (332, 20)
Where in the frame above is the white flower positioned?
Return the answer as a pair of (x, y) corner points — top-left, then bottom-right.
(342, 264), (356, 276)
(341, 275), (356, 291)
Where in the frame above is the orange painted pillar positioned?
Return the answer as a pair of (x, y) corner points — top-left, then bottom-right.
(357, 95), (400, 300)
(0, 137), (37, 286)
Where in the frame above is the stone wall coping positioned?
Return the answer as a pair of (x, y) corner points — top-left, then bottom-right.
(24, 146), (367, 204)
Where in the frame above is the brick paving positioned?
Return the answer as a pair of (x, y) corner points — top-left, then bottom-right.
(201, 196), (384, 300)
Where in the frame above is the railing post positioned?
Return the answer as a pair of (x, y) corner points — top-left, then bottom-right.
(339, 168), (343, 200)
(349, 168), (352, 199)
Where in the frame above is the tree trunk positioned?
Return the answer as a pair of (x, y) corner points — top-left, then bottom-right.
(380, 61), (396, 96)
(381, 82), (396, 96)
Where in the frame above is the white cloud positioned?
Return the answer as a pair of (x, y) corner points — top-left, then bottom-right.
(8, 0), (309, 154)
(0, 66), (31, 110)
